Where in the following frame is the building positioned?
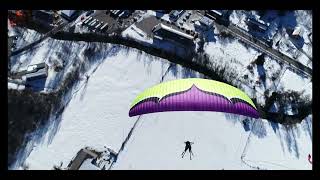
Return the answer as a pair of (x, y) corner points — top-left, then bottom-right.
(198, 16), (214, 30)
(78, 159), (101, 170)
(24, 68), (47, 82)
(291, 26), (303, 38)
(61, 10), (79, 21)
(205, 10), (230, 26)
(152, 23), (194, 46)
(246, 17), (269, 32)
(206, 10), (223, 19)
(169, 10), (185, 22)
(67, 148), (99, 170)
(22, 67), (47, 91)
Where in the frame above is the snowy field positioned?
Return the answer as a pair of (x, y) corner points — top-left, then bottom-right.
(13, 44), (312, 170)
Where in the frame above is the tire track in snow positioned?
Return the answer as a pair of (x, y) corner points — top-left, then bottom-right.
(108, 64), (173, 170)
(240, 119), (296, 170)
(108, 115), (142, 170)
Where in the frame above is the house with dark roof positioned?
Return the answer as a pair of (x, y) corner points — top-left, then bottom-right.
(246, 17), (269, 32)
(61, 10), (80, 21)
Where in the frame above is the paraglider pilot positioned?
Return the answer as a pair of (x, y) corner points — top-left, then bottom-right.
(182, 141), (194, 160)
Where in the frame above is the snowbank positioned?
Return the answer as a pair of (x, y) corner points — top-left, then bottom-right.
(8, 82), (25, 90)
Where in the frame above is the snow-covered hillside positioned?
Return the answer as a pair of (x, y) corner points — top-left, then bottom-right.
(12, 44), (312, 170)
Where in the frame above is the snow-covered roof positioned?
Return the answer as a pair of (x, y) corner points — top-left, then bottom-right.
(292, 26), (302, 36)
(211, 10), (223, 16)
(170, 10), (184, 18)
(154, 23), (194, 40)
(25, 68), (47, 80)
(247, 17), (268, 31)
(199, 16), (213, 27)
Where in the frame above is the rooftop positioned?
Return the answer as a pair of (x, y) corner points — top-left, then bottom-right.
(153, 23), (194, 40)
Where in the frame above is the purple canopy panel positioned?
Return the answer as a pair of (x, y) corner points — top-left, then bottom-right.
(129, 85), (259, 118)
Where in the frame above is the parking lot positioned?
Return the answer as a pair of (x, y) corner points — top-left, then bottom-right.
(82, 10), (142, 34)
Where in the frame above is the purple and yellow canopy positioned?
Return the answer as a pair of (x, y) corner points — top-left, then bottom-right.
(129, 78), (259, 118)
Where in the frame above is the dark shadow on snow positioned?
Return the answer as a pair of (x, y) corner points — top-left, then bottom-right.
(80, 79), (89, 101)
(202, 28), (217, 43)
(257, 65), (266, 88)
(242, 119), (251, 132)
(260, 10), (297, 30)
(155, 12), (165, 18)
(251, 119), (267, 139)
(25, 78), (47, 92)
(301, 115), (312, 141)
(290, 36), (305, 50)
(268, 120), (279, 134)
(282, 125), (300, 158)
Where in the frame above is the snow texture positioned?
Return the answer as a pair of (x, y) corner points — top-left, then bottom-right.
(14, 45), (311, 170)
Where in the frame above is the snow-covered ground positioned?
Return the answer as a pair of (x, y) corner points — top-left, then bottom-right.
(8, 10), (312, 170)
(12, 43), (312, 170)
(278, 68), (312, 98)
(113, 113), (312, 170)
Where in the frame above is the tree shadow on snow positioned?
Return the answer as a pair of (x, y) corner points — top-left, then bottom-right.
(203, 29), (217, 43)
(46, 109), (64, 145)
(155, 11), (165, 18)
(12, 110), (64, 169)
(134, 48), (161, 76)
(168, 63), (179, 77)
(260, 10), (297, 30)
(268, 120), (279, 134)
(257, 65), (266, 88)
(290, 36), (305, 50)
(301, 115), (312, 141)
(282, 125), (300, 158)
(181, 68), (198, 78)
(224, 113), (243, 125)
(251, 119), (267, 139)
(80, 77), (90, 101)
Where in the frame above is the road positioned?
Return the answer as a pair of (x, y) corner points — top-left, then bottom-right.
(215, 23), (312, 78)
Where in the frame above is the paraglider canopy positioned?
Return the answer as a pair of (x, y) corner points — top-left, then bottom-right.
(129, 78), (259, 118)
